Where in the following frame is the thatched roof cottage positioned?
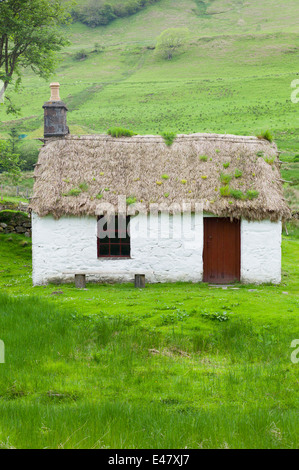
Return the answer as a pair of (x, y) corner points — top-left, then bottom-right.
(31, 84), (290, 286)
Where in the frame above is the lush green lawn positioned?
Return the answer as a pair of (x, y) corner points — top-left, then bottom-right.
(0, 233), (298, 448)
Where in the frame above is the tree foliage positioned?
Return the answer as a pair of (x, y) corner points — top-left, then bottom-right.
(0, 0), (71, 111)
(72, 0), (161, 28)
(0, 139), (20, 183)
(155, 28), (189, 60)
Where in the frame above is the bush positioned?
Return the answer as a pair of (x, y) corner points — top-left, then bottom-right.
(155, 28), (189, 60)
(74, 50), (88, 61)
(72, 0), (161, 28)
(199, 155), (208, 162)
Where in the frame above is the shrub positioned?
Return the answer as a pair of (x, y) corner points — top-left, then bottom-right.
(155, 28), (189, 61)
(234, 169), (243, 178)
(223, 162), (230, 169)
(181, 179), (187, 185)
(162, 174), (169, 180)
(74, 50), (88, 61)
(220, 173), (232, 185)
(96, 193), (103, 200)
(257, 130), (273, 143)
(161, 131), (177, 146)
(199, 155), (208, 162)
(108, 127), (136, 138)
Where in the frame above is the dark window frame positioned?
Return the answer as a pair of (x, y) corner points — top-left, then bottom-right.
(97, 215), (131, 259)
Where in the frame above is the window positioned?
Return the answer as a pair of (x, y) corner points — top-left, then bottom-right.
(97, 215), (131, 258)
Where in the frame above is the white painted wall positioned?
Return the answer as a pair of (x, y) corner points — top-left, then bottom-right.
(32, 213), (282, 285)
(241, 219), (282, 284)
(32, 212), (204, 285)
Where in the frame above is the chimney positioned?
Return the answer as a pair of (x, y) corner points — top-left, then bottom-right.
(43, 83), (69, 138)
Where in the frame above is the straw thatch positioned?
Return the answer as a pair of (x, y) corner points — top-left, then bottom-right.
(30, 133), (291, 221)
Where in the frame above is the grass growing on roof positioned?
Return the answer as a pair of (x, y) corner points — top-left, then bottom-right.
(257, 130), (273, 143)
(108, 127), (136, 138)
(161, 132), (177, 147)
(220, 173), (232, 185)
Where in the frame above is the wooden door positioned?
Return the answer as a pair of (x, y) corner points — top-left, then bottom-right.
(203, 218), (240, 284)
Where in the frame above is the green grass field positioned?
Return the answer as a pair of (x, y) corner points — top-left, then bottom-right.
(0, 0), (298, 153)
(0, 0), (298, 449)
(0, 233), (298, 448)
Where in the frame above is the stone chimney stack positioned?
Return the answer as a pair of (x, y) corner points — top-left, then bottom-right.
(43, 83), (69, 138)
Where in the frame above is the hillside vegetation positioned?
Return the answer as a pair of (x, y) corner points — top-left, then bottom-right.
(0, 0), (298, 158)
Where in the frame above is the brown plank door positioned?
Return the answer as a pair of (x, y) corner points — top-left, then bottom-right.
(203, 218), (241, 284)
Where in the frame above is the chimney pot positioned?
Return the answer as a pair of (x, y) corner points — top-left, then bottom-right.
(50, 82), (61, 101)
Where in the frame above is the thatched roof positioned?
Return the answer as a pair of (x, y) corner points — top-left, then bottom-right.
(30, 133), (291, 221)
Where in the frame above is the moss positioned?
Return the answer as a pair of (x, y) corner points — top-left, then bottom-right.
(0, 210), (29, 225)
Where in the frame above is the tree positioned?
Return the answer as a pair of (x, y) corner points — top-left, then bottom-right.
(0, 139), (21, 183)
(155, 28), (189, 60)
(0, 0), (71, 111)
(18, 140), (41, 171)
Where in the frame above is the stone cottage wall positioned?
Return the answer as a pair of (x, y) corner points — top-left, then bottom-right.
(31, 212), (282, 286)
(32, 212), (204, 285)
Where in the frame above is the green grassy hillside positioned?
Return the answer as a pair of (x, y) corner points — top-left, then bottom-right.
(0, 0), (298, 157)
